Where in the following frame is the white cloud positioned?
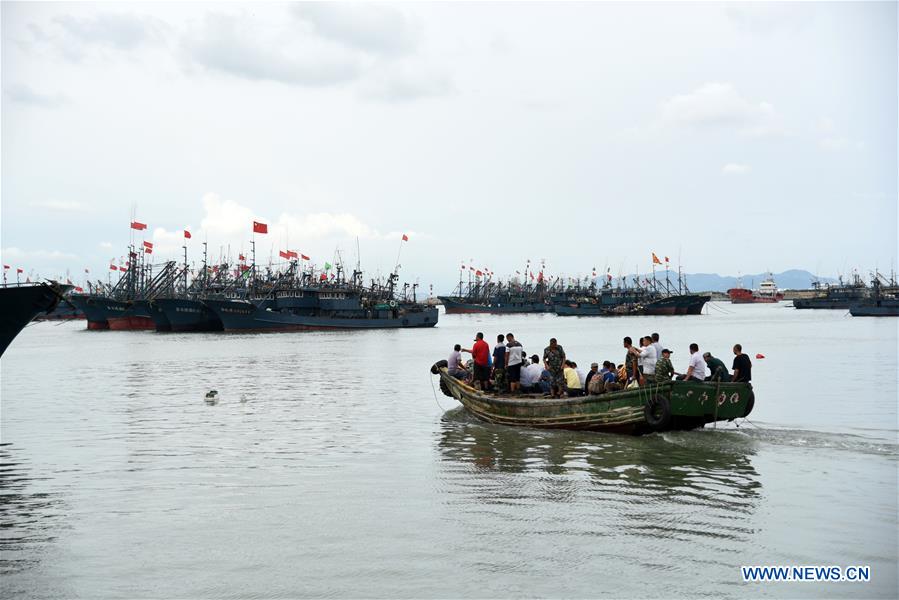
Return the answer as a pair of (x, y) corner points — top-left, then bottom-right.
(99, 242), (113, 249)
(4, 84), (69, 108)
(660, 83), (785, 137)
(276, 212), (380, 240)
(722, 163), (751, 175)
(182, 12), (362, 87)
(359, 61), (453, 102)
(30, 199), (89, 212)
(290, 3), (418, 57)
(198, 192), (262, 237)
(25, 12), (170, 61)
(1, 247), (78, 261)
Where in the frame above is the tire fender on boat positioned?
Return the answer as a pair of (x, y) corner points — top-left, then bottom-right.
(644, 395), (672, 431)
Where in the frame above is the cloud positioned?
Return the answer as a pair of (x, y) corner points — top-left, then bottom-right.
(722, 163), (751, 175)
(290, 3), (418, 57)
(24, 12), (169, 61)
(198, 192), (261, 237)
(4, 84), (69, 108)
(182, 12), (361, 86)
(99, 242), (113, 249)
(359, 62), (453, 102)
(30, 199), (89, 212)
(660, 83), (785, 137)
(1, 247), (78, 261)
(276, 212), (380, 240)
(816, 117), (864, 152)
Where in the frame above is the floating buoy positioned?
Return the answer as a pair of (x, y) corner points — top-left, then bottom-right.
(755, 353), (765, 359)
(205, 390), (219, 404)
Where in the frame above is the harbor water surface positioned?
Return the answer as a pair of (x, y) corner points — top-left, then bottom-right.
(1, 303), (896, 598)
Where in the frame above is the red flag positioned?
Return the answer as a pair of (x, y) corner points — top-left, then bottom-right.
(16, 268), (24, 274)
(475, 269), (483, 276)
(652, 252), (662, 265)
(301, 254), (310, 261)
(320, 273), (327, 281)
(240, 264), (250, 272)
(144, 247), (152, 254)
(287, 250), (298, 259)
(143, 241), (154, 249)
(212, 265), (219, 272)
(184, 230), (192, 239)
(253, 221), (268, 234)
(755, 353), (765, 359)
(402, 234), (409, 242)
(110, 265), (117, 271)
(119, 266), (127, 271)
(2, 265), (8, 270)
(279, 250), (290, 259)
(529, 273), (535, 280)
(130, 221), (147, 230)
(239, 254), (245, 261)
(74, 286), (84, 292)
(664, 256), (669, 263)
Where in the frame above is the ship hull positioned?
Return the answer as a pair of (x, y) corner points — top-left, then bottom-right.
(68, 294), (114, 330)
(849, 301), (899, 317)
(438, 296), (548, 314)
(0, 283), (70, 357)
(555, 294), (709, 316)
(103, 299), (155, 331)
(793, 298), (853, 309)
(205, 298), (438, 330)
(152, 298), (223, 332)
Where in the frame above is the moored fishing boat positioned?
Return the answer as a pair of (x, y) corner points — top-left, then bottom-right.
(430, 362), (754, 434)
(0, 282), (72, 357)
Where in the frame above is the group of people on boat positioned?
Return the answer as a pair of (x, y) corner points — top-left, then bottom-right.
(447, 331), (752, 398)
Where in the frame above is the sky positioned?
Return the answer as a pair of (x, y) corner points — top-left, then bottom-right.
(1, 1), (896, 292)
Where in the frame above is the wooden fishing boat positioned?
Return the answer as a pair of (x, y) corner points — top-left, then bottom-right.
(431, 362), (754, 435)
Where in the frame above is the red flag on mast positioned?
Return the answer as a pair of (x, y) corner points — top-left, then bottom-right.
(279, 250), (290, 259)
(184, 230), (192, 239)
(402, 234), (409, 242)
(300, 254), (310, 261)
(652, 252), (662, 265)
(130, 221), (147, 230)
(253, 221), (268, 234)
(143, 241), (154, 249)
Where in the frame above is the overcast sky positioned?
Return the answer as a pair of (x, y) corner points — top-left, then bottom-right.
(2, 1), (896, 291)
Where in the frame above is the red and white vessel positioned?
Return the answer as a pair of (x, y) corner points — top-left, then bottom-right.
(728, 273), (784, 304)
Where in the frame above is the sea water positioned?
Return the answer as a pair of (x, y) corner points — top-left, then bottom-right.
(1, 303), (896, 598)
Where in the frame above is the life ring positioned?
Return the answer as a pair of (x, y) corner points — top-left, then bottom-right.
(439, 377), (454, 398)
(742, 389), (755, 418)
(644, 395), (672, 431)
(389, 300), (397, 308)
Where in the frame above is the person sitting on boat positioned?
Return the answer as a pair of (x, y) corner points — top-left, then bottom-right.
(519, 355), (543, 393)
(543, 338), (567, 398)
(505, 332), (525, 394)
(572, 361), (587, 389)
(731, 344), (753, 383)
(584, 362), (600, 393)
(447, 344), (469, 380)
(637, 336), (658, 386)
(655, 349), (675, 381)
(461, 332), (491, 390)
(563, 360), (583, 397)
(492, 334), (507, 393)
(675, 343), (707, 382)
(703, 352), (731, 382)
(622, 337), (639, 383)
(603, 361), (622, 392)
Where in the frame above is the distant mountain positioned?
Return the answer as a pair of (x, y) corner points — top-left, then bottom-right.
(677, 270), (836, 293)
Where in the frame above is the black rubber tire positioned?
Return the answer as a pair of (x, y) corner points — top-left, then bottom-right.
(742, 390), (755, 418)
(430, 359), (448, 375)
(438, 377), (454, 398)
(644, 395), (673, 431)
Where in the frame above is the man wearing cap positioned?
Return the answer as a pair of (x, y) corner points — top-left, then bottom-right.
(655, 349), (675, 381)
(461, 332), (491, 390)
(703, 352), (731, 382)
(584, 362), (600, 394)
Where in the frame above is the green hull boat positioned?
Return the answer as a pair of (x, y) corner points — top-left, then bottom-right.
(431, 364), (754, 435)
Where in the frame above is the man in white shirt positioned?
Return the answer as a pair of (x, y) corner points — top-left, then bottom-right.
(638, 336), (658, 384)
(677, 343), (706, 381)
(520, 355), (543, 393)
(447, 344), (468, 379)
(504, 332), (525, 393)
(651, 333), (663, 364)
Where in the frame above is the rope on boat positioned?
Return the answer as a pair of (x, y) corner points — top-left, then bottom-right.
(428, 373), (447, 412)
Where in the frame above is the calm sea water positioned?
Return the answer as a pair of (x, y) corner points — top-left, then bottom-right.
(1, 303), (896, 598)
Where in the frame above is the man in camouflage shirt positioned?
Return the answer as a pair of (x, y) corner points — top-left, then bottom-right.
(655, 348), (675, 381)
(543, 337), (566, 398)
(622, 336), (638, 383)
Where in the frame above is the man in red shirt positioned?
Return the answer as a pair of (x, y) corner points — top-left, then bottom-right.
(462, 332), (491, 390)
